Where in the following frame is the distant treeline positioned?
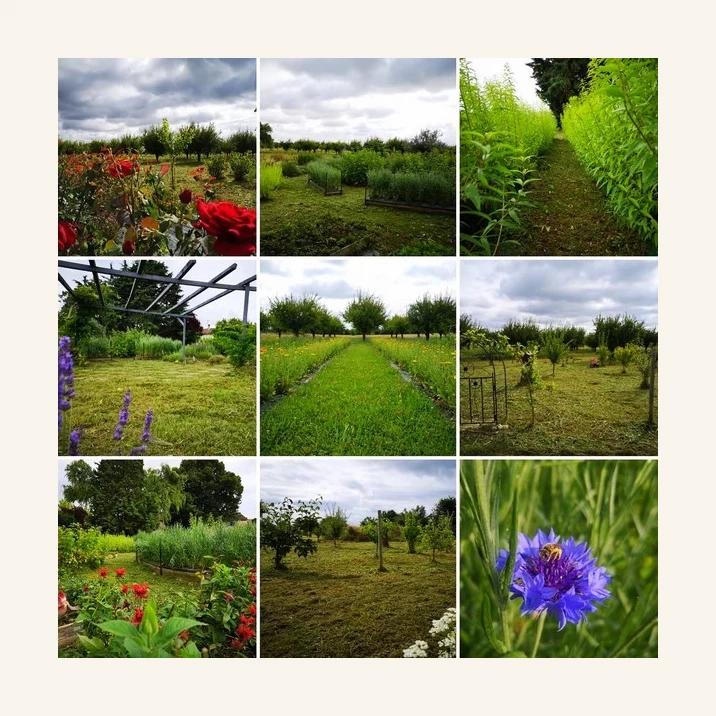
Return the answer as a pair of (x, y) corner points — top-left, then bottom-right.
(461, 314), (657, 352)
(58, 122), (256, 162)
(260, 125), (454, 154)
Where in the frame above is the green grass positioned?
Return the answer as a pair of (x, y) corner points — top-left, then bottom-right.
(72, 552), (202, 603)
(135, 521), (256, 570)
(59, 359), (256, 456)
(96, 534), (135, 552)
(260, 540), (455, 657)
(460, 350), (657, 455)
(260, 176), (455, 256)
(461, 460), (657, 657)
(261, 340), (455, 455)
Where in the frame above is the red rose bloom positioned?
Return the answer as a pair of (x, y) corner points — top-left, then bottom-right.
(108, 159), (138, 178)
(179, 188), (192, 204)
(131, 608), (144, 626)
(122, 239), (135, 255)
(58, 221), (77, 251)
(132, 582), (150, 599)
(98, 567), (108, 578)
(194, 200), (256, 255)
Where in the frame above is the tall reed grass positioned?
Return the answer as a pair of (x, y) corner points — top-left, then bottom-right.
(260, 163), (283, 199)
(306, 160), (342, 192)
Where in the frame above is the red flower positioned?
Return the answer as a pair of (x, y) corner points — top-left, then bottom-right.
(132, 582), (150, 599)
(83, 585), (90, 593)
(108, 159), (138, 178)
(120, 584), (129, 594)
(230, 638), (242, 649)
(115, 568), (126, 577)
(179, 188), (192, 204)
(98, 567), (108, 578)
(179, 630), (190, 642)
(248, 603), (256, 617)
(131, 608), (144, 626)
(58, 221), (77, 251)
(223, 592), (234, 603)
(160, 164), (169, 176)
(194, 200), (256, 255)
(236, 623), (255, 643)
(122, 239), (135, 255)
(240, 613), (255, 627)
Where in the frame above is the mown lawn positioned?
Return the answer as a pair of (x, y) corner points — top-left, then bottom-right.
(139, 155), (256, 209)
(460, 351), (657, 456)
(261, 340), (455, 456)
(59, 359), (256, 456)
(260, 175), (455, 256)
(260, 540), (455, 658)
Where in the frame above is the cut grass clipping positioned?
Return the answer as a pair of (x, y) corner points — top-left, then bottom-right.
(261, 540), (455, 658)
(60, 359), (256, 456)
(261, 339), (455, 456)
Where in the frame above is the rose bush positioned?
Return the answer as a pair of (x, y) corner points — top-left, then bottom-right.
(194, 200), (256, 256)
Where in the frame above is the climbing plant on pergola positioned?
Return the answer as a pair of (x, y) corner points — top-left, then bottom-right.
(58, 259), (256, 362)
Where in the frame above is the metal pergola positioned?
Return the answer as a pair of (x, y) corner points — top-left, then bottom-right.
(58, 259), (257, 362)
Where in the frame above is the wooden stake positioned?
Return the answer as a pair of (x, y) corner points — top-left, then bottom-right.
(648, 347), (657, 427)
(377, 510), (386, 572)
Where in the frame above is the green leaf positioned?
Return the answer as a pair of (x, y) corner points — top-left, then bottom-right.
(158, 617), (204, 643)
(481, 598), (507, 655)
(122, 637), (145, 658)
(98, 620), (139, 638)
(179, 642), (202, 658)
(503, 650), (527, 658)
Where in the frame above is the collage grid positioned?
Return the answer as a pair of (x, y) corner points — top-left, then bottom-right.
(57, 57), (657, 660)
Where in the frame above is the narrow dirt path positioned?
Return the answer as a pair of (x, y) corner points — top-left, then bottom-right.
(514, 135), (650, 256)
(260, 341), (455, 456)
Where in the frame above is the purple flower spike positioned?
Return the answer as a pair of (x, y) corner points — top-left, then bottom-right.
(113, 390), (131, 441)
(497, 528), (611, 630)
(69, 428), (82, 456)
(58, 336), (75, 432)
(141, 408), (153, 443)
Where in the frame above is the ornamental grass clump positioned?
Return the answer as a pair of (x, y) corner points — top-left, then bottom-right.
(260, 163), (283, 199)
(306, 160), (341, 192)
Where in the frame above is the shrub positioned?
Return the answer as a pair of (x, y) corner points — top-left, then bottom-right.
(58, 526), (106, 570)
(261, 496), (321, 569)
(229, 153), (254, 182)
(260, 163), (283, 199)
(596, 344), (612, 366)
(367, 169), (454, 207)
(96, 533), (135, 552)
(614, 343), (641, 373)
(206, 155), (227, 180)
(213, 320), (256, 368)
(208, 354), (227, 364)
(306, 160), (341, 192)
(337, 150), (384, 186)
(296, 152), (315, 166)
(403, 512), (422, 554)
(281, 160), (301, 177)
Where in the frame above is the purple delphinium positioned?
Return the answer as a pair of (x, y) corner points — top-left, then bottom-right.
(69, 428), (82, 456)
(130, 408), (153, 456)
(113, 390), (131, 441)
(58, 337), (75, 432)
(497, 528), (611, 630)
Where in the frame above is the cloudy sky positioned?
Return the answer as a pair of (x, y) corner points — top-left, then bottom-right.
(461, 259), (658, 330)
(58, 59), (256, 142)
(465, 58), (545, 109)
(260, 459), (455, 523)
(261, 58), (456, 144)
(260, 257), (455, 324)
(58, 458), (258, 519)
(58, 258), (257, 328)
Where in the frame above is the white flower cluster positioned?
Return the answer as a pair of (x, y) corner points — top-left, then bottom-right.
(403, 607), (456, 658)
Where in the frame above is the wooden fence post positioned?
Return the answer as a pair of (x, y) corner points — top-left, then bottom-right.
(377, 510), (386, 572)
(648, 347), (658, 427)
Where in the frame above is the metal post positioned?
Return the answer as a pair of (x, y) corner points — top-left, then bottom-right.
(243, 285), (250, 324)
(648, 347), (657, 427)
(377, 510), (386, 572)
(182, 318), (187, 363)
(159, 537), (163, 576)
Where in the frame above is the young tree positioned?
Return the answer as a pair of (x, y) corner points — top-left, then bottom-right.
(420, 515), (454, 562)
(260, 123), (274, 148)
(190, 123), (221, 162)
(541, 333), (570, 376)
(402, 512), (422, 554)
(320, 503), (349, 546)
(260, 497), (322, 569)
(268, 294), (320, 337)
(343, 291), (386, 340)
(410, 128), (445, 153)
(431, 496), (457, 535)
(614, 343), (640, 374)
(142, 125), (166, 161)
(407, 293), (454, 341)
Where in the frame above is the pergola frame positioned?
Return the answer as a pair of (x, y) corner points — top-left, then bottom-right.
(58, 259), (256, 362)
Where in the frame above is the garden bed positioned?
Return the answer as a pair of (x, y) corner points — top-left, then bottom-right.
(308, 177), (342, 196)
(364, 195), (454, 215)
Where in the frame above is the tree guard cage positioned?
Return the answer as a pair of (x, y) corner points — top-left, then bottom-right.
(58, 259), (257, 362)
(460, 361), (508, 426)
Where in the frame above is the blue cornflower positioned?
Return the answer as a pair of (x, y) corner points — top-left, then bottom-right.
(113, 390), (131, 441)
(497, 528), (611, 630)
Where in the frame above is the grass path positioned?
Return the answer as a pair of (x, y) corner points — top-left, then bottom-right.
(514, 136), (650, 256)
(261, 341), (455, 455)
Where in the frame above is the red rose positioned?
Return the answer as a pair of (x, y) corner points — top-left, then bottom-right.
(108, 159), (138, 178)
(179, 188), (192, 204)
(58, 221), (77, 251)
(194, 200), (256, 256)
(122, 239), (135, 255)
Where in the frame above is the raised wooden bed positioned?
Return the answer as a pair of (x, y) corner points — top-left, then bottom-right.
(308, 177), (342, 196)
(364, 197), (454, 215)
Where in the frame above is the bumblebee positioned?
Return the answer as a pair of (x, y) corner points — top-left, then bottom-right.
(539, 543), (562, 562)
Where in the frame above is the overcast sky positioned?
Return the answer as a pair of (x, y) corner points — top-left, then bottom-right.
(58, 258), (257, 328)
(260, 257), (454, 325)
(461, 260), (658, 330)
(58, 58), (256, 142)
(58, 458), (258, 519)
(464, 58), (545, 109)
(260, 459), (455, 523)
(261, 58), (456, 144)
